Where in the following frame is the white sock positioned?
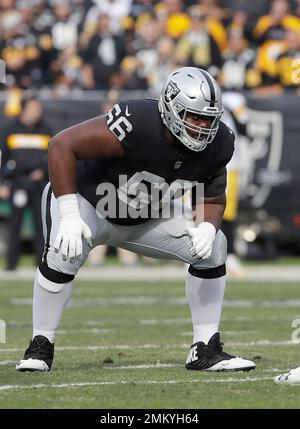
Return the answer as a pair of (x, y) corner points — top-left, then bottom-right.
(32, 268), (74, 343)
(185, 272), (226, 344)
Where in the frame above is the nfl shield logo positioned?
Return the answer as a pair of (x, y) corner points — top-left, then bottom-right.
(174, 161), (182, 170)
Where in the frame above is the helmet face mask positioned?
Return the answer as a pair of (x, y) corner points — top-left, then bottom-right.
(159, 67), (223, 152)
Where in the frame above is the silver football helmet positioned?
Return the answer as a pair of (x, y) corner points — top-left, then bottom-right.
(158, 67), (223, 152)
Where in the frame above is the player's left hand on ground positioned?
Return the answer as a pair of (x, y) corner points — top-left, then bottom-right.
(186, 222), (216, 260)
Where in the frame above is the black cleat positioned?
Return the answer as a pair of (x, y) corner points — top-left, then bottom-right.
(185, 332), (256, 372)
(16, 335), (54, 372)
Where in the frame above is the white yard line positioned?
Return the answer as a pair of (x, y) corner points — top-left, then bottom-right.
(6, 316), (295, 330)
(56, 328), (112, 335)
(1, 339), (300, 354)
(181, 331), (258, 337)
(10, 297), (189, 307)
(140, 315), (298, 325)
(0, 360), (293, 375)
(0, 362), (182, 369)
(9, 298), (300, 308)
(263, 368), (291, 373)
(0, 376), (273, 392)
(103, 363), (182, 369)
(0, 360), (16, 366)
(229, 315), (299, 322)
(0, 344), (166, 353)
(140, 318), (190, 325)
(227, 340), (300, 346)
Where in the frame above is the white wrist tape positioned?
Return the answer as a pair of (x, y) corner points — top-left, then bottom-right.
(56, 194), (81, 219)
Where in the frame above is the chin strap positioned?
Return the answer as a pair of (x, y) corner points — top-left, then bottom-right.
(181, 133), (208, 152)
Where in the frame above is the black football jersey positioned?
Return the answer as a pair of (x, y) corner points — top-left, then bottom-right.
(77, 99), (234, 225)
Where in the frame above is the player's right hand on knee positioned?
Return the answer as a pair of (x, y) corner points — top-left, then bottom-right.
(54, 194), (92, 262)
(185, 222), (216, 260)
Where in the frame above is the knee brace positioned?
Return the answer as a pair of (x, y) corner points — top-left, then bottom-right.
(188, 230), (227, 279)
(188, 264), (226, 279)
(38, 260), (74, 292)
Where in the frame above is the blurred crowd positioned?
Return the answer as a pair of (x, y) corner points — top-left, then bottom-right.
(1, 0), (300, 97)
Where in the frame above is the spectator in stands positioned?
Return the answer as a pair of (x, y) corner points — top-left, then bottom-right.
(150, 35), (179, 94)
(253, 0), (300, 91)
(224, 0), (270, 37)
(128, 1), (157, 41)
(195, 0), (228, 52)
(0, 0), (23, 42)
(0, 93), (53, 270)
(85, 0), (132, 36)
(49, 0), (81, 89)
(293, 0), (300, 18)
(228, 10), (250, 41)
(220, 28), (261, 91)
(0, 0), (42, 90)
(82, 13), (127, 90)
(119, 56), (149, 90)
(29, 3), (58, 89)
(155, 0), (191, 39)
(130, 0), (155, 22)
(51, 0), (80, 52)
(51, 44), (83, 96)
(176, 6), (223, 78)
(131, 18), (161, 87)
(275, 28), (300, 93)
(2, 0), (300, 96)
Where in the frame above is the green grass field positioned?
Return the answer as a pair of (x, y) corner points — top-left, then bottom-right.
(1, 276), (300, 409)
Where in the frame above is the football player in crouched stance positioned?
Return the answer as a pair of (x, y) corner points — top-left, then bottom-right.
(274, 367), (300, 385)
(16, 67), (255, 373)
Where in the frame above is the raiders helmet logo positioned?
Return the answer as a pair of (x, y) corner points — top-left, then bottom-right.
(165, 81), (180, 102)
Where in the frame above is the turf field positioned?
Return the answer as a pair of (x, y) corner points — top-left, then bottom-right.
(1, 275), (300, 408)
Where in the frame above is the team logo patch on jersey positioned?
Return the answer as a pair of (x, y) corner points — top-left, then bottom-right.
(174, 161), (182, 170)
(165, 81), (180, 102)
